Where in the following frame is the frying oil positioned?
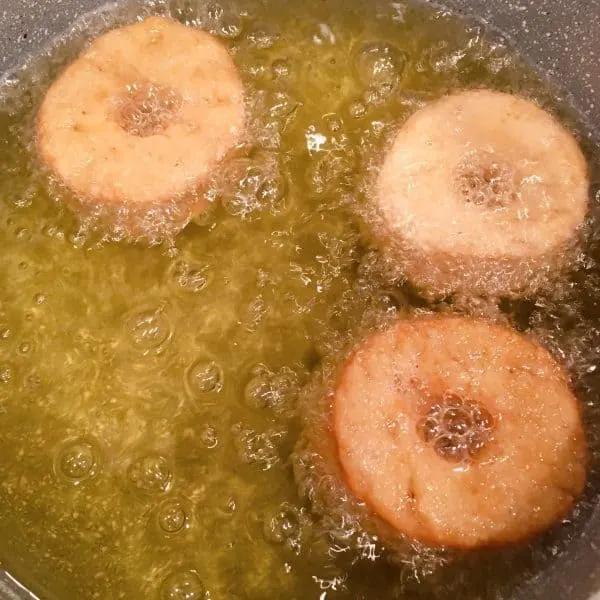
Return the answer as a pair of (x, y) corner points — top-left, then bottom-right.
(0, 0), (599, 598)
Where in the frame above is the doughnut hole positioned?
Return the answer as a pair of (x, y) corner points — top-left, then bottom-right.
(455, 152), (519, 209)
(116, 81), (183, 137)
(416, 394), (495, 463)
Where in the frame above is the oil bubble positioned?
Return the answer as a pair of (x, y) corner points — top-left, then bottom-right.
(17, 341), (32, 356)
(268, 90), (300, 119)
(41, 224), (64, 241)
(306, 151), (357, 196)
(444, 407), (472, 435)
(353, 41), (407, 89)
(159, 505), (186, 533)
(185, 359), (223, 397)
(272, 58), (290, 79)
(168, 260), (212, 294)
(15, 226), (32, 241)
(364, 82), (395, 106)
(219, 20), (243, 39)
(127, 454), (173, 494)
(170, 0), (242, 39)
(257, 174), (288, 216)
(243, 59), (271, 81)
(418, 418), (441, 443)
(117, 82), (182, 137)
(216, 155), (284, 220)
(255, 120), (282, 150)
(0, 364), (14, 384)
(323, 113), (344, 133)
(472, 405), (494, 429)
(265, 508), (300, 543)
(348, 99), (367, 119)
(433, 435), (464, 461)
(466, 431), (487, 457)
(232, 425), (283, 470)
(54, 439), (102, 484)
(125, 307), (172, 354)
(418, 398), (495, 462)
(247, 28), (278, 49)
(160, 570), (204, 600)
(199, 424), (218, 449)
(212, 6), (243, 40)
(206, 3), (223, 19)
(206, 482), (238, 518)
(370, 291), (406, 316)
(12, 187), (35, 209)
(244, 376), (271, 409)
(243, 366), (298, 414)
(221, 497), (237, 515)
(156, 498), (191, 535)
(263, 503), (309, 554)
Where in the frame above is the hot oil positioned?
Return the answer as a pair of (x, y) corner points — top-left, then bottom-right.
(0, 0), (599, 598)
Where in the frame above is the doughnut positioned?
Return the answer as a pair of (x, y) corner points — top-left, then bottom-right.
(37, 16), (245, 237)
(373, 89), (588, 297)
(333, 316), (587, 548)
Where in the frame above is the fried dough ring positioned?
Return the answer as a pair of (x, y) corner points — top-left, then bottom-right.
(374, 90), (588, 297)
(37, 16), (245, 236)
(333, 316), (587, 548)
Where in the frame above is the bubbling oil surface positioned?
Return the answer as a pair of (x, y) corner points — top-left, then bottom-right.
(1, 0), (600, 599)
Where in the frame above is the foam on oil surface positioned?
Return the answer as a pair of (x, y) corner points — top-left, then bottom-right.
(0, 0), (599, 599)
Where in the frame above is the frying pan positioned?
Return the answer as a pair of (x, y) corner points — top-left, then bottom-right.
(1, 0), (600, 598)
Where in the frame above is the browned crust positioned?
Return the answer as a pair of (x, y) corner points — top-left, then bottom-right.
(36, 16), (246, 238)
(332, 316), (588, 549)
(368, 89), (589, 298)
